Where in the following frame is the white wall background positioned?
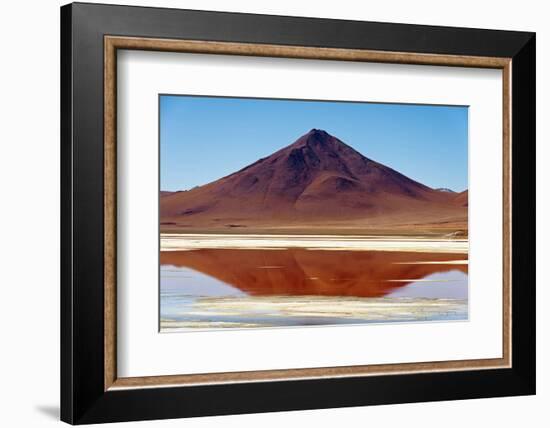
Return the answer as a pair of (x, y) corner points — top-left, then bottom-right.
(0, 1), (546, 427)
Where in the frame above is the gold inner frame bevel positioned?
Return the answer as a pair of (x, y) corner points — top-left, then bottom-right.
(104, 35), (512, 391)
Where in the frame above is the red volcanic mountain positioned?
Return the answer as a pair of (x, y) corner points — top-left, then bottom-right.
(161, 129), (467, 232)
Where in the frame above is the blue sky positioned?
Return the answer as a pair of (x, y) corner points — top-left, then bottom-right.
(160, 95), (468, 192)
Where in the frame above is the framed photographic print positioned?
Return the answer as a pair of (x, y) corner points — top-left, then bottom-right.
(60, 2), (536, 424)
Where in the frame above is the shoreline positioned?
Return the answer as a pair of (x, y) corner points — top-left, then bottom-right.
(160, 233), (468, 254)
(160, 295), (468, 331)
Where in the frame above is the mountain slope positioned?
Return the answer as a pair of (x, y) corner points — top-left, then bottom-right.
(161, 129), (467, 232)
(454, 190), (469, 207)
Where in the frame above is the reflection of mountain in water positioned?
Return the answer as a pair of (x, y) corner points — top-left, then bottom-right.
(160, 249), (468, 298)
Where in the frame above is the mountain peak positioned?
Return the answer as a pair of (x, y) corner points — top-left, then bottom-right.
(308, 128), (329, 136)
(283, 129), (363, 178)
(293, 128), (339, 150)
(306, 128), (331, 140)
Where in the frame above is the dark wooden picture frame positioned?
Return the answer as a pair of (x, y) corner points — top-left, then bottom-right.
(61, 2), (535, 424)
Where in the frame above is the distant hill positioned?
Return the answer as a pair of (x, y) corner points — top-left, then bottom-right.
(454, 190), (468, 207)
(160, 129), (467, 233)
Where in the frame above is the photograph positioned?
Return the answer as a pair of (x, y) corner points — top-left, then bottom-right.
(159, 95), (469, 330)
(53, 2), (536, 425)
